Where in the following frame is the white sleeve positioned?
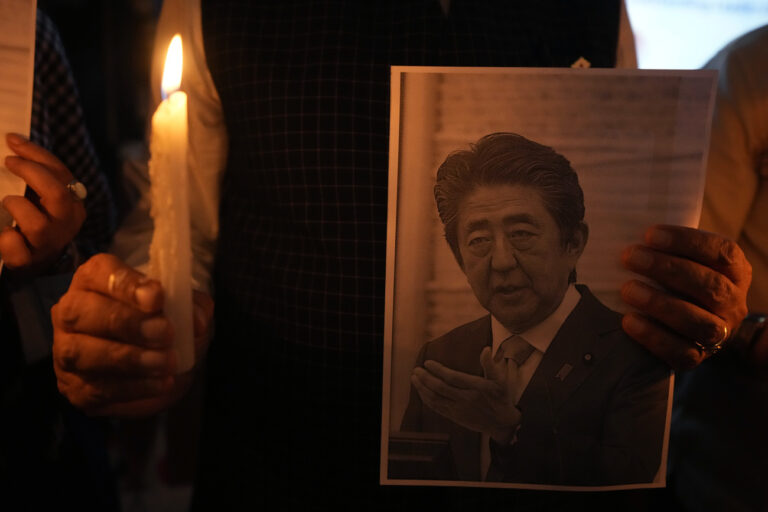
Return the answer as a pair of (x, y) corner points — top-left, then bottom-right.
(110, 0), (227, 294)
(615, 0), (638, 69)
(699, 36), (765, 239)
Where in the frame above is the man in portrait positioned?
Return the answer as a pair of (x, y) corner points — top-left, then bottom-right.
(399, 132), (670, 486)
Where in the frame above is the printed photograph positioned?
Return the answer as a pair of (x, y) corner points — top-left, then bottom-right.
(381, 67), (716, 490)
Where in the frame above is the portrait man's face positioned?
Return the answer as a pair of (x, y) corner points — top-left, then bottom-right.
(456, 184), (587, 332)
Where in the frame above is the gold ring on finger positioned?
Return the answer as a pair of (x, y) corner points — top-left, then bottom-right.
(66, 180), (87, 201)
(693, 325), (729, 356)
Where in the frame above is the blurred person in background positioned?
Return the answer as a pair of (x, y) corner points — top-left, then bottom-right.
(669, 24), (768, 512)
(0, 10), (117, 511)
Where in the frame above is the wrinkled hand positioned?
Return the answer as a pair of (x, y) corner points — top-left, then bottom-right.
(621, 225), (750, 370)
(411, 347), (521, 443)
(52, 253), (214, 416)
(0, 133), (86, 272)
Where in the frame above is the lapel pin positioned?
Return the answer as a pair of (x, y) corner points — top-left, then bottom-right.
(555, 363), (573, 381)
(583, 352), (594, 365)
(571, 56), (591, 68)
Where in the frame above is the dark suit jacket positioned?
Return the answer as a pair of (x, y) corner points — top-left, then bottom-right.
(400, 285), (670, 486)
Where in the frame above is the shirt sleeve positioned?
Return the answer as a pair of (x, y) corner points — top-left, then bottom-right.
(110, 0), (228, 293)
(698, 38), (766, 240)
(615, 0), (638, 69)
(32, 10), (116, 257)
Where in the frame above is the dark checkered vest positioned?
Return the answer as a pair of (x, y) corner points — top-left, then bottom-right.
(195, 2), (630, 510)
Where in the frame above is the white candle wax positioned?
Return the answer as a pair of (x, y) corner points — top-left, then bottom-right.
(148, 39), (194, 373)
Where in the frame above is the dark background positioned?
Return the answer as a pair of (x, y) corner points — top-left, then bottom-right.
(39, 0), (161, 215)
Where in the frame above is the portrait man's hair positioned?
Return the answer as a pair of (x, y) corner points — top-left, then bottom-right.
(434, 132), (586, 270)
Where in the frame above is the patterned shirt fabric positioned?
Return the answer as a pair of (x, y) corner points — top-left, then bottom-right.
(30, 10), (115, 257)
(188, 2), (667, 511)
(0, 10), (119, 512)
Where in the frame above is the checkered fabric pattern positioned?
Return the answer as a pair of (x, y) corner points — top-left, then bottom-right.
(0, 12), (120, 511)
(30, 10), (115, 257)
(195, 2), (627, 510)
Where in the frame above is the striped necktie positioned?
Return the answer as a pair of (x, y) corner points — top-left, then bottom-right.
(481, 335), (535, 480)
(497, 335), (534, 366)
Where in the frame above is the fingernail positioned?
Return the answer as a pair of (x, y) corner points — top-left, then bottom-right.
(627, 247), (654, 269)
(135, 283), (160, 310)
(623, 282), (652, 305)
(140, 350), (170, 373)
(140, 317), (169, 342)
(648, 228), (673, 248)
(6, 133), (27, 146)
(623, 315), (648, 336)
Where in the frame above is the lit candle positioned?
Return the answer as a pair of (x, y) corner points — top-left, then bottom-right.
(148, 34), (194, 373)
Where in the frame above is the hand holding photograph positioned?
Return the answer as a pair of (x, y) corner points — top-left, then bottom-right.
(381, 67), (716, 491)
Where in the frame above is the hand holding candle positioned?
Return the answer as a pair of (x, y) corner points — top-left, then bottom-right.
(49, 34), (213, 417)
(148, 34), (194, 373)
(51, 253), (215, 417)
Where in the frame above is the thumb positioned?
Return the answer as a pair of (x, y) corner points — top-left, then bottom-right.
(480, 346), (507, 382)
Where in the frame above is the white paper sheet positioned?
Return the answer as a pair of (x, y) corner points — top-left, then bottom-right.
(0, 0), (36, 229)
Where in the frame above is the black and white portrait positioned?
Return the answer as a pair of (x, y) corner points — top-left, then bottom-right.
(381, 68), (716, 490)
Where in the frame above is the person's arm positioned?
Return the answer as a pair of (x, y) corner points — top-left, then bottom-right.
(614, 0), (638, 69)
(699, 35), (768, 367)
(52, 0), (225, 415)
(111, 0), (226, 294)
(699, 42), (761, 244)
(32, 9), (116, 261)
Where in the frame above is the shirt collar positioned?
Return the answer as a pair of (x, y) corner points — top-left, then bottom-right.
(491, 284), (582, 357)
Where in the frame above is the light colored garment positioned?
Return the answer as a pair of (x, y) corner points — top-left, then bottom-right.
(110, 0), (226, 292)
(671, 24), (768, 512)
(699, 25), (768, 312)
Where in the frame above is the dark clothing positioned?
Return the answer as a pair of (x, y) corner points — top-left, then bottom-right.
(671, 354), (768, 512)
(401, 286), (670, 486)
(189, 1), (678, 510)
(0, 11), (118, 512)
(30, 10), (115, 257)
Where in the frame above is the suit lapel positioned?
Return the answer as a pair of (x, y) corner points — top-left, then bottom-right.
(432, 315), (491, 481)
(518, 286), (621, 417)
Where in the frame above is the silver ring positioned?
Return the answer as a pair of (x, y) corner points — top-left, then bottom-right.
(66, 180), (87, 201)
(693, 325), (729, 356)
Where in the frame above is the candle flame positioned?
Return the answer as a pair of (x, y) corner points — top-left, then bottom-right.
(161, 34), (183, 100)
